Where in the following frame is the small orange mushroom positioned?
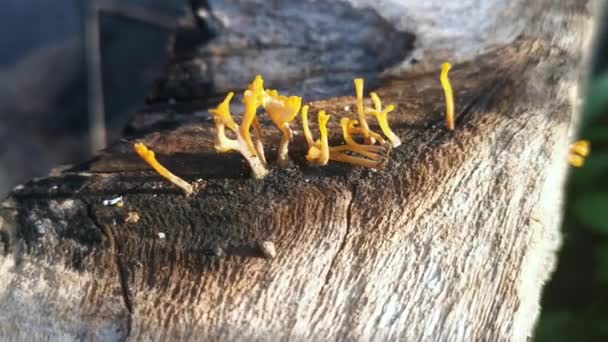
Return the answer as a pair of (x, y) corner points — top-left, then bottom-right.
(263, 89), (302, 167)
(133, 143), (193, 195)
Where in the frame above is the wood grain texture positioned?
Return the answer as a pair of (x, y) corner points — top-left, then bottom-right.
(0, 0), (597, 340)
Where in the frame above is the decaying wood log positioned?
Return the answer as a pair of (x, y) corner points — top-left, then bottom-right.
(0, 0), (598, 340)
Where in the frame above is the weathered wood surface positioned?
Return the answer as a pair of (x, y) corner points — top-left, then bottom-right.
(0, 0), (597, 340)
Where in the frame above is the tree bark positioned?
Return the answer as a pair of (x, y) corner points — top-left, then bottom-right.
(0, 0), (597, 340)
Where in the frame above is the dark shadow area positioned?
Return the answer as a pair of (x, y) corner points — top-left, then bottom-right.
(0, 0), (188, 196)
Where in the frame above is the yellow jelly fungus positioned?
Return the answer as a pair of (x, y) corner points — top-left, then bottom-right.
(209, 92), (240, 153)
(440, 62), (455, 130)
(252, 117), (267, 165)
(263, 89), (302, 167)
(329, 149), (387, 169)
(133, 143), (193, 195)
(209, 92), (237, 130)
(248, 74), (265, 104)
(303, 109), (330, 166)
(209, 74), (399, 175)
(568, 140), (590, 167)
(365, 92), (402, 147)
(571, 140), (590, 157)
(329, 117), (389, 168)
(301, 105), (314, 147)
(345, 119), (385, 145)
(317, 110), (331, 165)
(239, 74), (266, 158)
(339, 118), (387, 159)
(208, 77), (269, 179)
(263, 90), (302, 124)
(301, 108), (387, 168)
(568, 154), (585, 167)
(329, 144), (388, 169)
(241, 89), (261, 156)
(354, 78), (374, 144)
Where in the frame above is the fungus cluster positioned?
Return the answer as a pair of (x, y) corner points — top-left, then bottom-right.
(134, 64), (457, 190)
(301, 78), (396, 169)
(208, 75), (401, 176)
(568, 140), (590, 167)
(205, 75), (305, 178)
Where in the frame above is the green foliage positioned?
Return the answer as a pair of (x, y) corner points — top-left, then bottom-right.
(536, 311), (608, 342)
(572, 193), (608, 235)
(595, 244), (608, 285)
(581, 74), (608, 127)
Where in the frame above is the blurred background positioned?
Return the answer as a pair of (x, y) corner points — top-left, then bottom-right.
(0, 0), (187, 193)
(0, 1), (604, 340)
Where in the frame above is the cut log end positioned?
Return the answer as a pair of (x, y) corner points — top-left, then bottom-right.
(0, 0), (595, 338)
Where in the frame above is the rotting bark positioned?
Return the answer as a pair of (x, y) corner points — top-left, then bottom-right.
(0, 0), (597, 341)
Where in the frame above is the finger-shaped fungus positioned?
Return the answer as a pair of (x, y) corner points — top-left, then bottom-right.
(252, 117), (267, 165)
(326, 118), (389, 169)
(301, 105), (314, 147)
(354, 78), (375, 144)
(134, 143), (193, 195)
(209, 84), (269, 179)
(568, 140), (590, 167)
(345, 119), (386, 145)
(440, 62), (455, 130)
(365, 92), (402, 147)
(302, 108), (330, 166)
(210, 75), (400, 175)
(329, 148), (388, 169)
(241, 85), (263, 156)
(339, 118), (387, 159)
(263, 89), (302, 167)
(301, 108), (388, 169)
(209, 92), (240, 152)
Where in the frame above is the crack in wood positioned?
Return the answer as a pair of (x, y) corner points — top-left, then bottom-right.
(322, 184), (357, 289)
(84, 201), (133, 341)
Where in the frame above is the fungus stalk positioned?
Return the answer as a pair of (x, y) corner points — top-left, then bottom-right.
(440, 62), (455, 130)
(209, 85), (269, 179)
(329, 148), (387, 169)
(240, 75), (265, 158)
(263, 89), (302, 167)
(366, 92), (402, 147)
(252, 117), (267, 165)
(301, 106), (388, 169)
(133, 143), (193, 195)
(354, 78), (375, 144)
(331, 118), (389, 168)
(302, 106), (330, 166)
